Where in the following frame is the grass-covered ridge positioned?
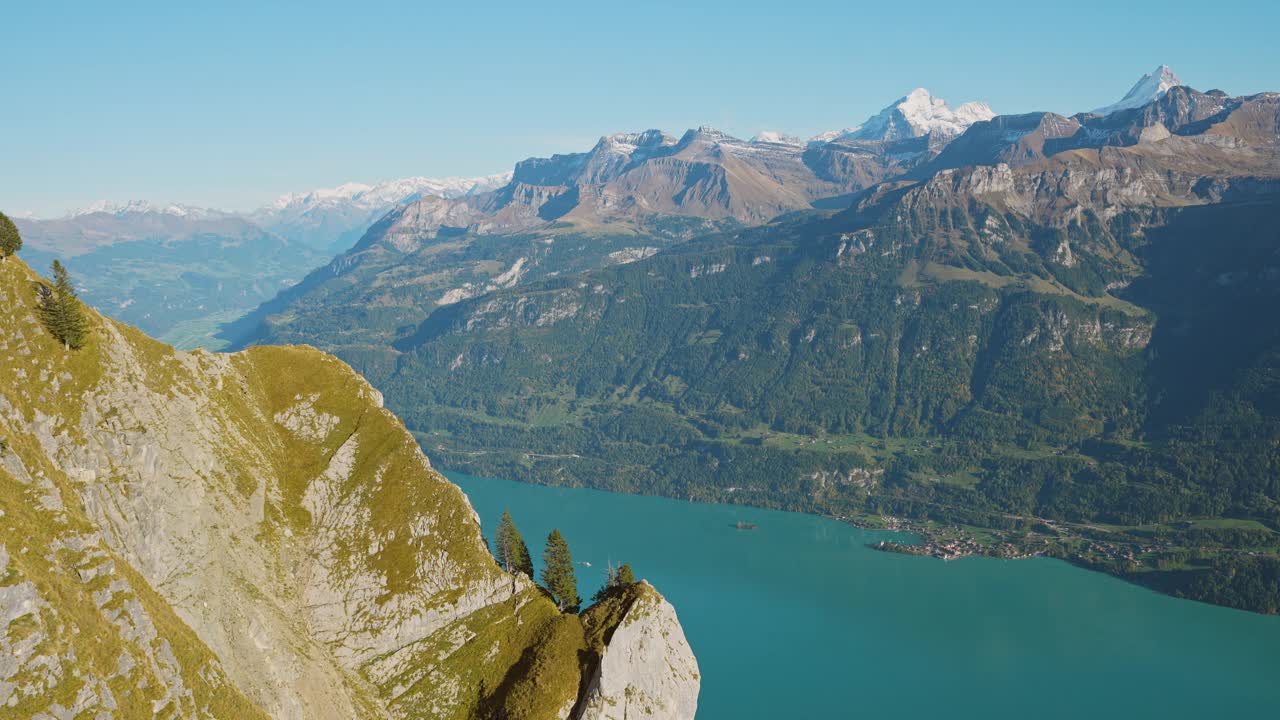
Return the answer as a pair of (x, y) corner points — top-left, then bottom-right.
(1, 255), (682, 718)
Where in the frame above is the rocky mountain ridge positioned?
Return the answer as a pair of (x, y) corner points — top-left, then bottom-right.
(346, 88), (1001, 250)
(223, 66), (1244, 359)
(247, 173), (514, 254)
(0, 256), (698, 718)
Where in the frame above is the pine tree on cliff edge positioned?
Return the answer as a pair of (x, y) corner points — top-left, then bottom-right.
(542, 529), (580, 612)
(591, 561), (638, 603)
(495, 510), (533, 578)
(616, 563), (635, 586)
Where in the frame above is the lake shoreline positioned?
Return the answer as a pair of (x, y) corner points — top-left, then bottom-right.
(449, 470), (1280, 720)
(439, 462), (1279, 615)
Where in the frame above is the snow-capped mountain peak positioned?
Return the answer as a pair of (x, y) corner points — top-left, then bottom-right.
(1091, 64), (1183, 116)
(249, 172), (514, 253)
(263, 173), (511, 214)
(808, 127), (859, 145)
(594, 130), (678, 156)
(817, 88), (995, 144)
(67, 200), (219, 219)
(751, 131), (804, 146)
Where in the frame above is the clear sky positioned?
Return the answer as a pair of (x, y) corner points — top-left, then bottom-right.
(3, 0), (1277, 217)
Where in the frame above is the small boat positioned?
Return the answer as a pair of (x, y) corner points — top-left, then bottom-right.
(578, 561), (592, 567)
(733, 521), (758, 530)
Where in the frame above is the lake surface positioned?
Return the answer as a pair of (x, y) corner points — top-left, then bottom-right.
(449, 472), (1280, 719)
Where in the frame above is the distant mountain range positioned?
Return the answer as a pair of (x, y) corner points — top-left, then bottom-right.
(219, 65), (1198, 353)
(41, 172), (514, 253)
(342, 87), (1000, 247)
(246, 173), (513, 254)
(4, 65), (1209, 353)
(14, 209), (323, 347)
(13, 173), (511, 345)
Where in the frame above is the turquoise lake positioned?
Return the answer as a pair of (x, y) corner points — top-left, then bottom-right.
(448, 472), (1280, 719)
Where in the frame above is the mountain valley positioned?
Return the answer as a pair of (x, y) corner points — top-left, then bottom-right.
(222, 69), (1280, 614)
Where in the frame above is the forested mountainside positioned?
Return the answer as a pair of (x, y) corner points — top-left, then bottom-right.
(247, 86), (1280, 612)
(0, 256), (697, 718)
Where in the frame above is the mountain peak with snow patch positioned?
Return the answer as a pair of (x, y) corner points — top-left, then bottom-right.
(1091, 64), (1183, 116)
(67, 200), (219, 219)
(262, 174), (511, 215)
(751, 131), (804, 146)
(250, 173), (513, 253)
(820, 88), (995, 144)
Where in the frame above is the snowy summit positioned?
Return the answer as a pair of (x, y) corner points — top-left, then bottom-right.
(750, 131), (804, 146)
(67, 200), (220, 219)
(817, 88), (995, 143)
(263, 173), (512, 215)
(1091, 65), (1183, 116)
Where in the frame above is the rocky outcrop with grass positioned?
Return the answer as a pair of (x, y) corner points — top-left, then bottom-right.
(0, 256), (698, 718)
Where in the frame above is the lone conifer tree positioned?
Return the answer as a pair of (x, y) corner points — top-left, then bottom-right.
(495, 510), (533, 577)
(495, 512), (512, 569)
(0, 211), (20, 260)
(541, 529), (580, 612)
(36, 261), (88, 350)
(592, 561), (638, 603)
(616, 563), (635, 586)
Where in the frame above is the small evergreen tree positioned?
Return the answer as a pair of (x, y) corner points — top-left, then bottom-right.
(36, 261), (88, 350)
(541, 529), (580, 612)
(592, 562), (618, 604)
(591, 561), (638, 603)
(0, 211), (20, 260)
(494, 510), (533, 577)
(616, 563), (635, 586)
(495, 512), (512, 569)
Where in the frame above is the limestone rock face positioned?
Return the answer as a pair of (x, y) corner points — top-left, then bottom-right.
(0, 257), (699, 719)
(575, 583), (700, 720)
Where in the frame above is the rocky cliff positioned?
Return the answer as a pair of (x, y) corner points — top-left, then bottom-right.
(0, 256), (698, 719)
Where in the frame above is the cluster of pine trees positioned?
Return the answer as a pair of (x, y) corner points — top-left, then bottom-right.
(0, 214), (87, 350)
(35, 260), (88, 350)
(494, 510), (636, 613)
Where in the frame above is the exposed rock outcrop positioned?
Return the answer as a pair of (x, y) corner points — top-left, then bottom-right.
(575, 582), (700, 720)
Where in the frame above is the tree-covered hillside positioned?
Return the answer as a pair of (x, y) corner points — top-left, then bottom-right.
(378, 148), (1280, 611)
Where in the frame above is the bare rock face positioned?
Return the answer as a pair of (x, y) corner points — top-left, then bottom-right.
(575, 583), (700, 720)
(0, 257), (699, 719)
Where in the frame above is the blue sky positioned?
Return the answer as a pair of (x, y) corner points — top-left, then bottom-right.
(3, 0), (1278, 217)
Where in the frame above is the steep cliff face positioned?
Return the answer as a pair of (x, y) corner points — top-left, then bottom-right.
(0, 256), (698, 718)
(575, 583), (699, 720)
